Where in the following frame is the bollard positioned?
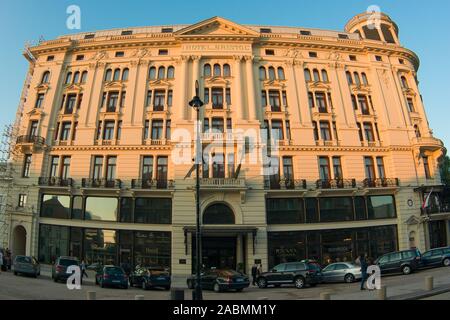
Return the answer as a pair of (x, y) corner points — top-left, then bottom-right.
(377, 286), (387, 300)
(171, 288), (185, 300)
(425, 276), (434, 291)
(87, 291), (96, 300)
(135, 295), (145, 300)
(320, 292), (331, 300)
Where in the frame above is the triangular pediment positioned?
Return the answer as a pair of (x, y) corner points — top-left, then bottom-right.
(26, 108), (45, 117)
(149, 79), (173, 87)
(64, 83), (83, 92)
(405, 215), (421, 225)
(175, 17), (259, 37)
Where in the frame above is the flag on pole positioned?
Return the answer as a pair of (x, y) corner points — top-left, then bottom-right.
(422, 188), (434, 210)
(184, 164), (196, 180)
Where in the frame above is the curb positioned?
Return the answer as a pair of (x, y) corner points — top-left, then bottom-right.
(389, 285), (450, 300)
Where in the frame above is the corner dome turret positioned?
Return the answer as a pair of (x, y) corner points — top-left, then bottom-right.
(345, 12), (399, 44)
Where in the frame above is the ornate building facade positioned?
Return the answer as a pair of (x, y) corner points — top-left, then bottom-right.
(5, 13), (448, 281)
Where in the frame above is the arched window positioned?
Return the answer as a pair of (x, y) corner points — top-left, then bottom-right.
(277, 67), (285, 80)
(401, 76), (409, 89)
(81, 71), (88, 84)
(259, 67), (267, 80)
(213, 64), (221, 77)
(268, 67), (276, 80)
(149, 67), (156, 80)
(313, 69), (320, 82)
(121, 68), (129, 81)
(104, 69), (112, 82)
(113, 69), (121, 81)
(346, 71), (353, 85)
(65, 72), (72, 84)
(158, 66), (165, 79)
(354, 72), (361, 86)
(361, 73), (369, 86)
(41, 71), (50, 84)
(167, 66), (175, 79)
(321, 69), (329, 82)
(73, 71), (80, 84)
(304, 68), (312, 82)
(203, 203), (235, 225)
(204, 64), (211, 77)
(223, 64), (231, 77)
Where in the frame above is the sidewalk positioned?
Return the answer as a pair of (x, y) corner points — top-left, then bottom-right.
(40, 264), (96, 284)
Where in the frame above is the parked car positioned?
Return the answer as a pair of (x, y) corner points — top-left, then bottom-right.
(375, 249), (422, 275)
(95, 265), (129, 289)
(52, 256), (80, 283)
(87, 262), (102, 271)
(321, 262), (362, 283)
(256, 261), (323, 289)
(421, 247), (450, 268)
(13, 256), (40, 278)
(187, 269), (250, 293)
(129, 266), (171, 290)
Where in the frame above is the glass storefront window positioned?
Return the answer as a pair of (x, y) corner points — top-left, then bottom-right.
(367, 195), (396, 219)
(369, 226), (398, 259)
(41, 195), (71, 219)
(38, 225), (69, 263)
(70, 227), (83, 260)
(71, 196), (83, 220)
(355, 197), (367, 221)
(134, 198), (172, 224)
(321, 230), (353, 264)
(267, 232), (306, 267)
(320, 197), (354, 222)
(266, 198), (304, 224)
(119, 197), (133, 223)
(85, 197), (118, 221)
(305, 198), (319, 223)
(84, 229), (118, 266)
(134, 231), (171, 269)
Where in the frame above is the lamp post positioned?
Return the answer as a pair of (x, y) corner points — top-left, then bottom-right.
(189, 80), (204, 301)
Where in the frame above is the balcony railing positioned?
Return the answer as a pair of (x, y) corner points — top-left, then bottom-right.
(316, 179), (356, 189)
(16, 135), (46, 146)
(363, 178), (399, 188)
(131, 179), (174, 189)
(82, 178), (122, 188)
(264, 178), (307, 190)
(38, 177), (73, 187)
(200, 178), (246, 188)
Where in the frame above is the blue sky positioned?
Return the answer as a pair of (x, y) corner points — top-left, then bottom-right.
(0, 0), (449, 147)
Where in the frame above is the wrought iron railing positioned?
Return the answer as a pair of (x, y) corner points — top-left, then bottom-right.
(363, 178), (399, 188)
(16, 135), (45, 145)
(316, 179), (356, 189)
(38, 177), (73, 187)
(131, 179), (174, 189)
(82, 178), (122, 188)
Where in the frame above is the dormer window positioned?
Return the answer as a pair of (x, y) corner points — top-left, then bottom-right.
(121, 30), (133, 36)
(265, 49), (275, 56)
(300, 30), (311, 36)
(260, 28), (272, 33)
(161, 28), (173, 33)
(84, 34), (95, 39)
(115, 51), (125, 58)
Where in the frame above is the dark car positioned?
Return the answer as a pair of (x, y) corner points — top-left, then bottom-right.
(95, 265), (129, 289)
(129, 266), (171, 290)
(187, 269), (250, 293)
(257, 261), (323, 289)
(13, 256), (40, 278)
(52, 256), (80, 283)
(421, 247), (450, 268)
(375, 249), (422, 275)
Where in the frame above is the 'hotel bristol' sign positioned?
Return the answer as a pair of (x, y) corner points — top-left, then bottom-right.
(182, 43), (252, 54)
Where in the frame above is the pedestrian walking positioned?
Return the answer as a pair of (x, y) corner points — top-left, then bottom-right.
(359, 254), (368, 291)
(0, 249), (3, 274)
(251, 263), (258, 286)
(80, 260), (88, 278)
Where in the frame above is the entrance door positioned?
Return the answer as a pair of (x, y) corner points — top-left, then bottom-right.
(13, 226), (27, 256)
(192, 237), (237, 272)
(429, 221), (447, 249)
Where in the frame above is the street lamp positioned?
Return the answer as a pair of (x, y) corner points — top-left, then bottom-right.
(189, 80), (204, 301)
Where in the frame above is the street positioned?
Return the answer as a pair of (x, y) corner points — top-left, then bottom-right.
(0, 266), (449, 300)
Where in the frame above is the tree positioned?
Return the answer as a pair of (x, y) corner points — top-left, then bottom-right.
(439, 155), (450, 186)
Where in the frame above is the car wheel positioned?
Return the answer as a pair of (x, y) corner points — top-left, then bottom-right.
(14, 271), (17, 276)
(165, 286), (171, 291)
(187, 280), (194, 289)
(236, 288), (244, 292)
(257, 278), (268, 289)
(213, 282), (221, 293)
(100, 280), (105, 288)
(142, 281), (148, 290)
(443, 258), (450, 267)
(402, 265), (412, 275)
(344, 274), (355, 283)
(129, 279), (133, 287)
(53, 276), (58, 283)
(294, 276), (305, 289)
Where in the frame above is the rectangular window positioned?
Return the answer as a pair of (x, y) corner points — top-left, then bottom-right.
(134, 198), (172, 224)
(227, 153), (235, 178)
(154, 90), (165, 111)
(121, 30), (133, 35)
(76, 55), (84, 61)
(364, 157), (376, 180)
(18, 194), (27, 208)
(265, 49), (275, 56)
(161, 28), (173, 33)
(156, 156), (168, 188)
(363, 122), (375, 142)
(167, 90), (173, 107)
(120, 91), (126, 108)
(85, 197), (118, 221)
(266, 198), (305, 224)
(300, 30), (311, 36)
(212, 153), (225, 178)
(282, 91), (288, 106)
(23, 155), (32, 178)
(61, 156), (71, 180)
(106, 156), (117, 181)
(358, 95), (370, 115)
(407, 98), (415, 112)
(29, 121), (39, 138)
(260, 28), (272, 33)
(146, 90), (153, 107)
(377, 157), (386, 179)
(357, 123), (364, 142)
(212, 88), (224, 109)
(203, 118), (210, 132)
(271, 120), (283, 140)
(367, 195), (396, 219)
(211, 118), (224, 133)
(225, 88), (231, 105)
(333, 157), (343, 179)
(35, 94), (45, 108)
(49, 156), (59, 177)
(116, 121), (122, 140)
(115, 51), (125, 57)
(309, 52), (318, 58)
(47, 55), (55, 61)
(312, 121), (319, 141)
(268, 90), (281, 112)
(308, 92), (315, 108)
(158, 49), (169, 56)
(349, 55), (357, 61)
(204, 88), (210, 104)
(261, 91), (268, 107)
(375, 55), (383, 62)
(92, 156), (103, 180)
(142, 156), (154, 180)
(319, 121), (331, 141)
(320, 197), (354, 222)
(103, 121), (115, 140)
(351, 95), (358, 110)
(165, 120), (171, 140)
(60, 122), (71, 141)
(226, 118), (232, 131)
(64, 94), (77, 114)
(151, 120), (164, 140)
(144, 120), (150, 139)
(283, 157), (294, 183)
(107, 92), (119, 112)
(318, 156), (330, 180)
(96, 121), (102, 140)
(285, 121), (291, 141)
(423, 156), (432, 179)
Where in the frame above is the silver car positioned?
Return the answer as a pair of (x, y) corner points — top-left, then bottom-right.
(321, 262), (362, 283)
(13, 256), (40, 278)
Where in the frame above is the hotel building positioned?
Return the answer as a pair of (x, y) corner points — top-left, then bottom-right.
(2, 13), (448, 282)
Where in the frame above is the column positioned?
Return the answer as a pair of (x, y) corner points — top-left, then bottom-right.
(285, 60), (302, 124)
(176, 56), (189, 121)
(293, 60), (312, 125)
(190, 56), (201, 121)
(233, 56), (245, 120)
(244, 56), (257, 121)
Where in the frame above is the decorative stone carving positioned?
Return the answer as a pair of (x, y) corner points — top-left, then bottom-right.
(91, 50), (109, 61)
(285, 48), (303, 59)
(131, 48), (152, 58)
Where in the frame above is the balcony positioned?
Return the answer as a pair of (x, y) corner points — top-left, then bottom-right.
(131, 179), (174, 190)
(264, 178), (307, 190)
(38, 177), (73, 187)
(200, 178), (246, 189)
(16, 135), (46, 153)
(363, 178), (399, 188)
(412, 136), (444, 152)
(81, 178), (122, 189)
(316, 179), (356, 189)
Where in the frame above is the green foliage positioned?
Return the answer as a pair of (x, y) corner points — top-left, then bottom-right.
(440, 155), (450, 186)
